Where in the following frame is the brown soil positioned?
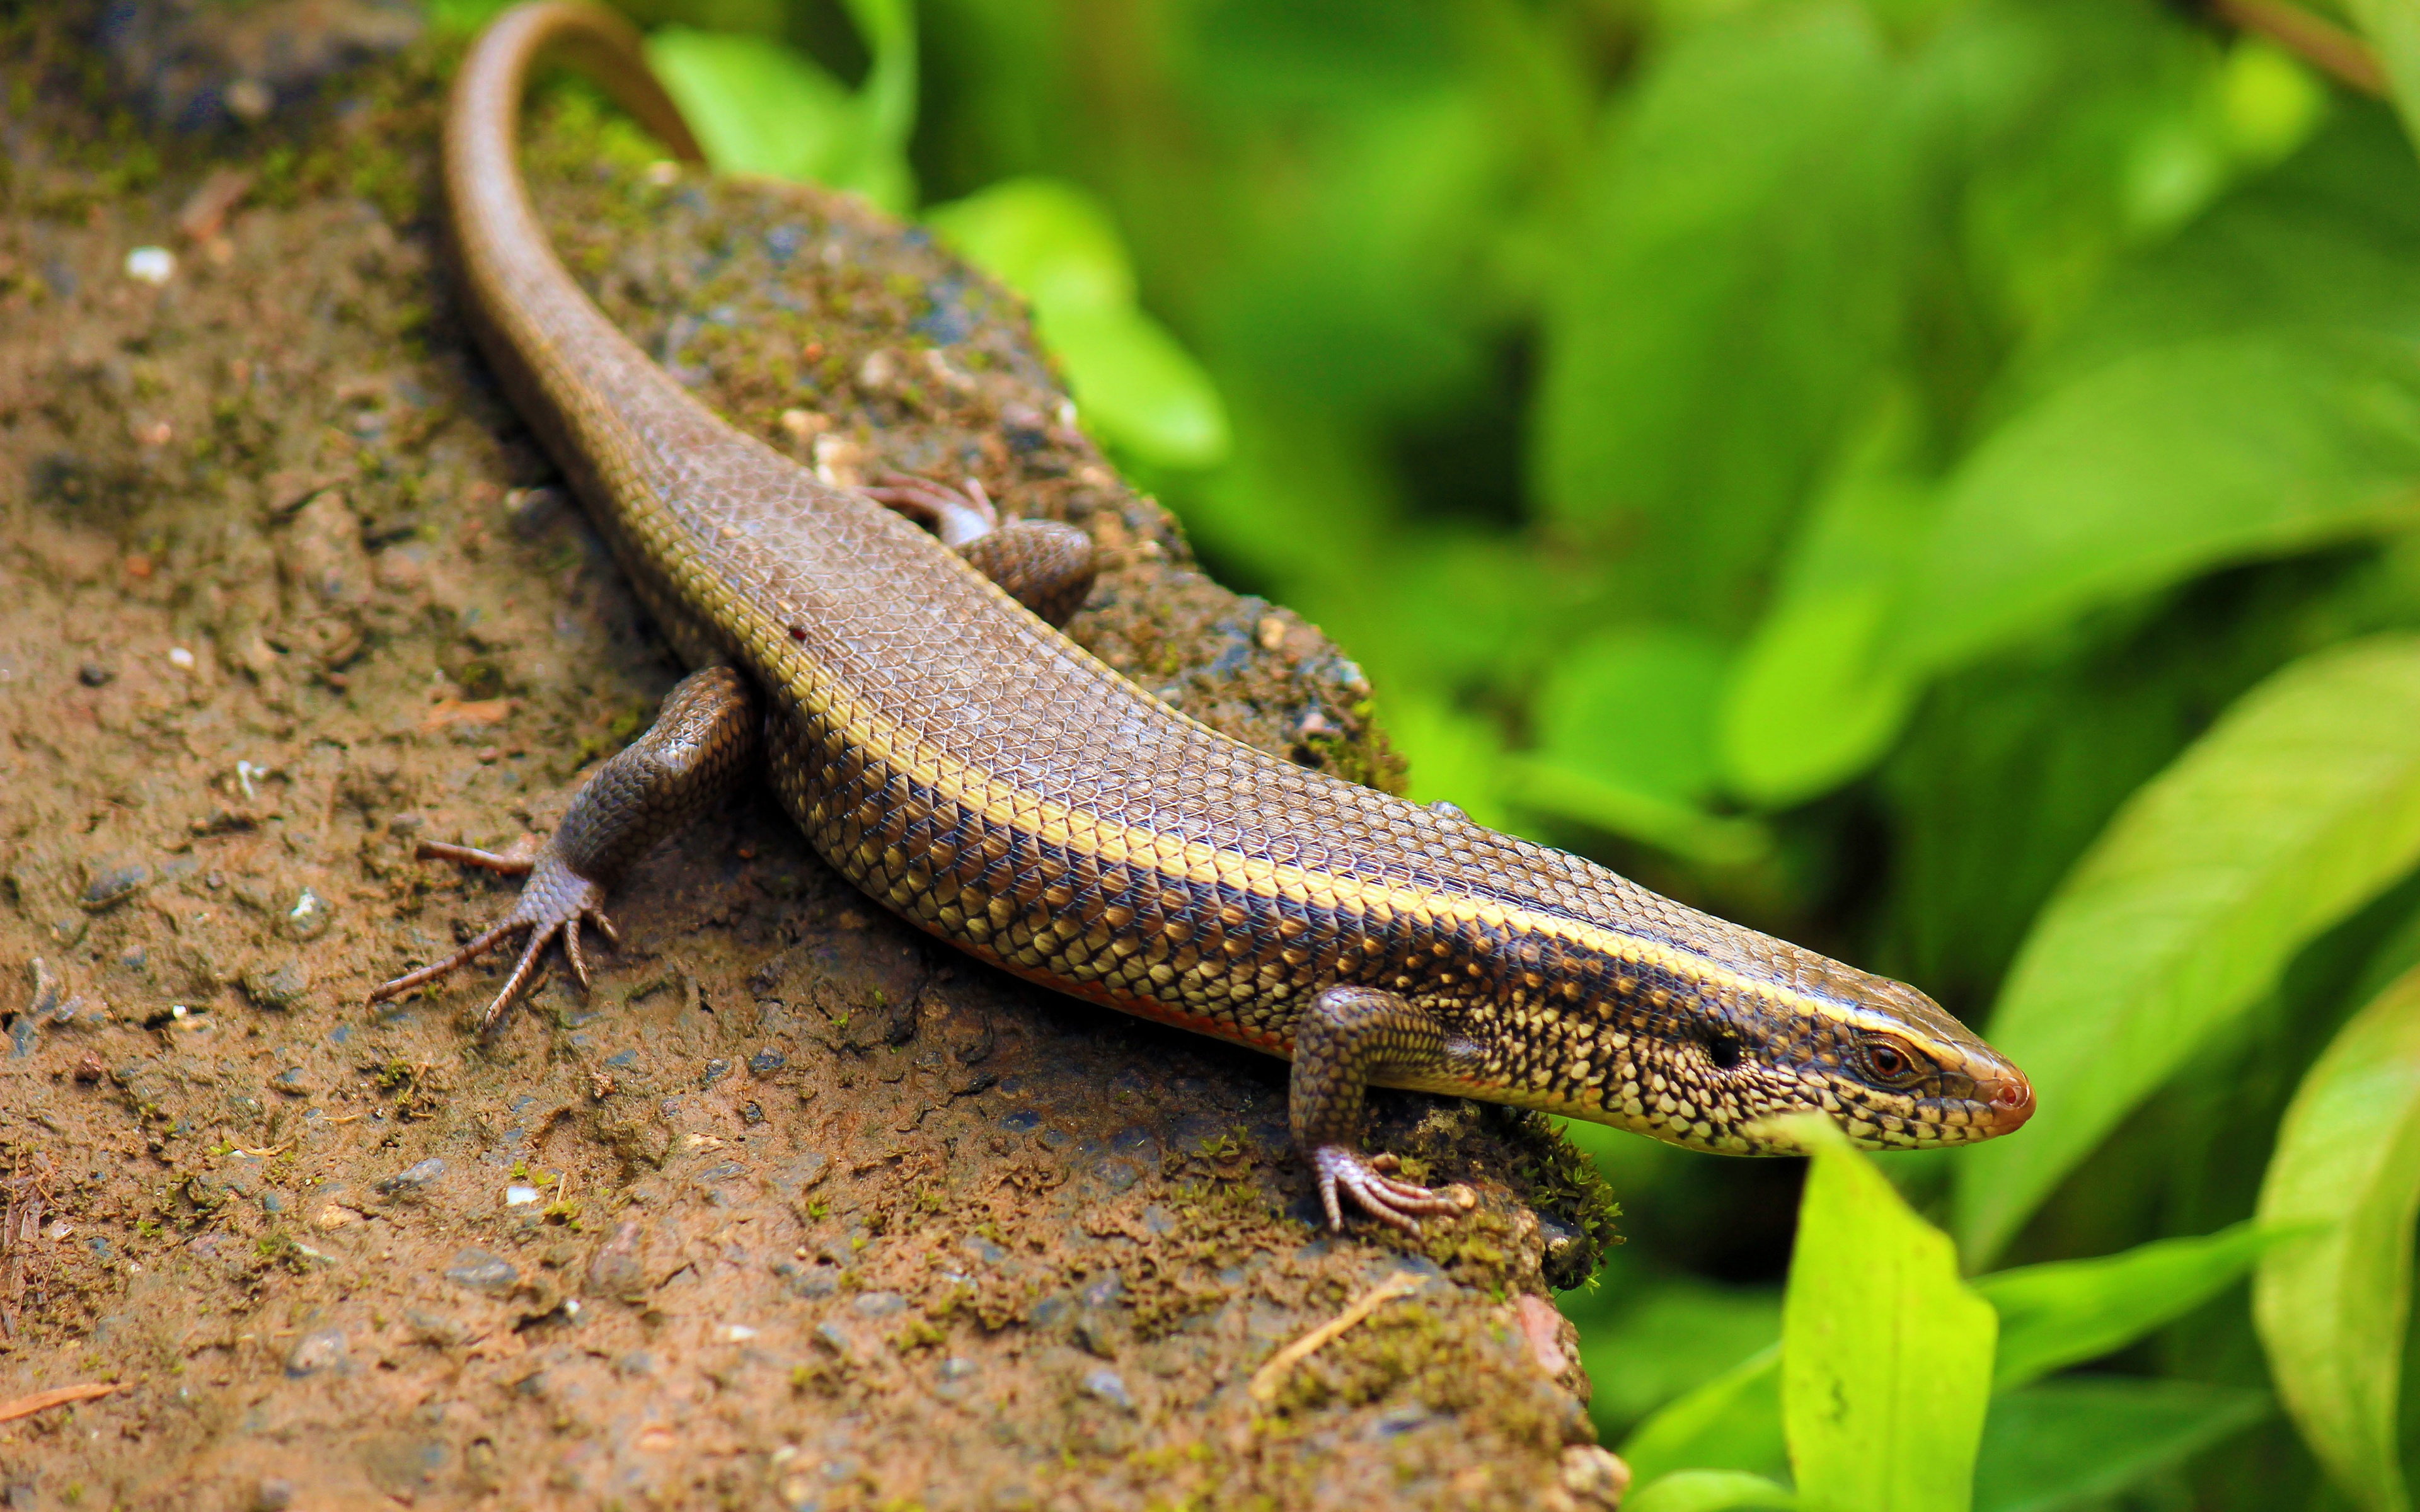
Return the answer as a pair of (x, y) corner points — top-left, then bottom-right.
(0, 8), (1622, 1509)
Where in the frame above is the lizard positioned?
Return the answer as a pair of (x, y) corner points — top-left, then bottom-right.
(376, 0), (2034, 1234)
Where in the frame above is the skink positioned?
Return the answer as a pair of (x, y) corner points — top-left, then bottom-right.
(382, 1), (2034, 1232)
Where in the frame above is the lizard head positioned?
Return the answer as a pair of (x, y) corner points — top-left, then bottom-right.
(1469, 930), (2032, 1155)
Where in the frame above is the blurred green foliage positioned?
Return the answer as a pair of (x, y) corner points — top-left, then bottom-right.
(437, 0), (2420, 1503)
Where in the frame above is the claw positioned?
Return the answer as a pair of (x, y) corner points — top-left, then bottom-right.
(481, 926), (553, 1030)
(367, 845), (613, 1029)
(563, 915), (592, 990)
(413, 839), (538, 876)
(1311, 1145), (1475, 1235)
(860, 471), (1000, 547)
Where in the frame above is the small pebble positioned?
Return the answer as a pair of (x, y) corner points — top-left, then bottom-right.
(215, 74), (272, 120)
(444, 1248), (519, 1295)
(1081, 1367), (1133, 1412)
(124, 246), (175, 284)
(405, 1307), (470, 1347)
(587, 1220), (645, 1297)
(167, 646), (196, 670)
(79, 861), (149, 911)
(504, 1185), (539, 1206)
(284, 1328), (345, 1377)
(77, 662), (112, 687)
(378, 1158), (445, 1194)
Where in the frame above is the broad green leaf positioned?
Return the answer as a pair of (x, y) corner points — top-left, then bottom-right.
(925, 178), (1137, 311)
(1503, 757), (1773, 869)
(646, 9), (914, 212)
(1956, 635), (2420, 1263)
(1034, 305), (1230, 469)
(1783, 1116), (1997, 1512)
(1972, 1378), (2271, 1512)
(647, 30), (852, 180)
(1623, 1344), (1789, 1488)
(1385, 690), (1520, 836)
(1533, 3), (1905, 627)
(1566, 1273), (1785, 1434)
(1505, 619), (1767, 863)
(1899, 331), (2420, 676)
(646, 32), (864, 199)
(1535, 627), (1730, 806)
(1719, 464), (1928, 807)
(1989, 107), (2420, 421)
(841, 0), (917, 176)
(1974, 1222), (2279, 1392)
(2346, 0), (2420, 148)
(1628, 1470), (1800, 1512)
(927, 178), (1231, 467)
(427, 0), (510, 28)
(2255, 965), (2420, 1512)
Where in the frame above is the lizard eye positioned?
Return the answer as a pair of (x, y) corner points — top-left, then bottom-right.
(1855, 1034), (1932, 1089)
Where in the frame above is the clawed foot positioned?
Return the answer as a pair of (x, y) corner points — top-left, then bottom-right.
(1311, 1146), (1476, 1235)
(859, 471), (998, 547)
(368, 842), (619, 1029)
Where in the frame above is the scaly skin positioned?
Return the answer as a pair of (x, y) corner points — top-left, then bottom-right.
(397, 1), (2034, 1232)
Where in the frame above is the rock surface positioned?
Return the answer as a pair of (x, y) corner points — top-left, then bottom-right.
(0, 8), (1618, 1508)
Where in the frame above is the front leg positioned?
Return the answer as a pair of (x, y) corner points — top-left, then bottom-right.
(1291, 985), (1478, 1234)
(369, 665), (759, 1028)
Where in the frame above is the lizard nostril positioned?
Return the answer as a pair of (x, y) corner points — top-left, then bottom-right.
(1989, 1074), (2035, 1129)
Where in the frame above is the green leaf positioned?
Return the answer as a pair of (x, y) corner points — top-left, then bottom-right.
(840, 0), (917, 176)
(926, 178), (1230, 467)
(1568, 1274), (1785, 1435)
(1033, 304), (1230, 469)
(1502, 757), (1773, 869)
(1719, 460), (1928, 807)
(645, 11), (915, 212)
(1901, 331), (2420, 675)
(1972, 1378), (2271, 1512)
(1974, 1222), (2279, 1392)
(923, 177), (1134, 312)
(1991, 111), (2420, 414)
(1783, 1116), (1997, 1512)
(1501, 620), (1773, 863)
(2346, 0), (2420, 149)
(1535, 626), (1730, 806)
(1628, 1470), (1800, 1512)
(1533, 3), (1905, 627)
(1955, 634), (2420, 1263)
(1623, 1344), (1789, 1488)
(1384, 689), (1520, 836)
(2254, 964), (2420, 1512)
(646, 30), (854, 180)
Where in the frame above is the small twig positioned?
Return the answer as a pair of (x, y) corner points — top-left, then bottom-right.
(2211, 0), (2387, 95)
(1248, 1269), (1429, 1405)
(0, 1382), (119, 1424)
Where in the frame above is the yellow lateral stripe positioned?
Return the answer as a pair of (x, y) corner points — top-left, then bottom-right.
(667, 532), (1865, 1029)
